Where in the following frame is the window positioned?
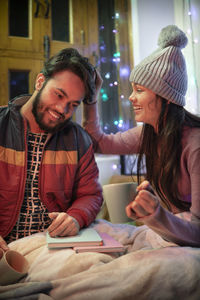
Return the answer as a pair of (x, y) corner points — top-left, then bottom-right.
(51, 0), (70, 42)
(9, 0), (29, 37)
(9, 70), (29, 99)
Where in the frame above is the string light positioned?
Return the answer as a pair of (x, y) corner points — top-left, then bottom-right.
(119, 66), (130, 77)
(105, 72), (110, 79)
(112, 164), (118, 170)
(98, 9), (133, 135)
(112, 29), (118, 34)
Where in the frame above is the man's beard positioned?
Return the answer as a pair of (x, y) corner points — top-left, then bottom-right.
(32, 87), (70, 134)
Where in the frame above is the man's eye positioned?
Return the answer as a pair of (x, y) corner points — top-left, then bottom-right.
(72, 102), (81, 107)
(55, 92), (63, 99)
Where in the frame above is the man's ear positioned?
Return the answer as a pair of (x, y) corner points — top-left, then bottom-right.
(35, 73), (45, 91)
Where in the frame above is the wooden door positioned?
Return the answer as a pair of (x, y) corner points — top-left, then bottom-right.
(0, 0), (99, 105)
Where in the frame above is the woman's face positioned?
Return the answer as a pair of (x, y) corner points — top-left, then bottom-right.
(129, 83), (162, 131)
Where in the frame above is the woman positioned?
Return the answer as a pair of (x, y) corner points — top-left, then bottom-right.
(82, 25), (200, 247)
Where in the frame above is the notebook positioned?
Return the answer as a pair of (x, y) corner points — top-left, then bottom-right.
(74, 232), (125, 253)
(46, 228), (103, 249)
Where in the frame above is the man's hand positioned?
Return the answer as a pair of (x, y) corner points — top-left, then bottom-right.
(47, 212), (80, 237)
(0, 235), (9, 251)
(126, 180), (159, 219)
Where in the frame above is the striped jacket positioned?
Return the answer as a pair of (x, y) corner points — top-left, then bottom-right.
(0, 96), (103, 238)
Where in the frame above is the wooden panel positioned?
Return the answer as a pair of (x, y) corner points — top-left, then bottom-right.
(0, 0), (43, 53)
(0, 57), (43, 105)
(0, 0), (99, 112)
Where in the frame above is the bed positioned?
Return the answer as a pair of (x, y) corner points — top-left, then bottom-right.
(0, 218), (200, 300)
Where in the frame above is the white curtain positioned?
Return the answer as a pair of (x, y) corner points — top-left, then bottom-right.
(174, 0), (200, 115)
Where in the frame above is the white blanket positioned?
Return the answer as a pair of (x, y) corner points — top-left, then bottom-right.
(1, 219), (200, 300)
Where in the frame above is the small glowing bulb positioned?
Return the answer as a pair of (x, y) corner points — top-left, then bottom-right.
(112, 164), (118, 170)
(105, 72), (110, 79)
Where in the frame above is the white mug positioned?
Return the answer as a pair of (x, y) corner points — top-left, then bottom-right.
(103, 182), (138, 223)
(0, 248), (29, 285)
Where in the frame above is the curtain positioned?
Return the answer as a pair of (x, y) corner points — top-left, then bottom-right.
(174, 0), (200, 115)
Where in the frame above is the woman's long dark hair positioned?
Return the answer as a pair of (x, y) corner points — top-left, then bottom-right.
(137, 98), (200, 211)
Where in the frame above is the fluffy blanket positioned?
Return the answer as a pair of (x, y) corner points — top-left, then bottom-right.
(0, 219), (200, 300)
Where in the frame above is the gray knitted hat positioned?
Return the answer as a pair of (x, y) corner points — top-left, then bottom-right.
(130, 25), (188, 106)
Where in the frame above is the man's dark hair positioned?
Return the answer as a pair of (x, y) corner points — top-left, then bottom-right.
(41, 48), (95, 103)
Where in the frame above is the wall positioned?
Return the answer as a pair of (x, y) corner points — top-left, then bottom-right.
(131, 0), (175, 65)
(95, 154), (121, 185)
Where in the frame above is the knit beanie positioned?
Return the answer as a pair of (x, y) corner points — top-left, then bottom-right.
(130, 25), (188, 106)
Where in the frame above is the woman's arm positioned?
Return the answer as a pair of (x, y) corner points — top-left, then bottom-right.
(82, 70), (141, 154)
(126, 130), (200, 247)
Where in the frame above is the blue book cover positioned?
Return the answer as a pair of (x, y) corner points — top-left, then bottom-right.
(47, 228), (103, 249)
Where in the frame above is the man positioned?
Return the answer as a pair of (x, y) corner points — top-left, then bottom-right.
(0, 48), (103, 251)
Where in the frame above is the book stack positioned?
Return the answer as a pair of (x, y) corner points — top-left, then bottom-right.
(46, 228), (125, 254)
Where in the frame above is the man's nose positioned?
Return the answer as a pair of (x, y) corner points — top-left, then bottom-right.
(55, 101), (68, 114)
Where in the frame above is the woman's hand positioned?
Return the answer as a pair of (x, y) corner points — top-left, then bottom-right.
(47, 212), (80, 237)
(126, 180), (159, 219)
(84, 68), (103, 104)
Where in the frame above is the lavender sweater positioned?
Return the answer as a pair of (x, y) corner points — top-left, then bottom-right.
(82, 104), (200, 247)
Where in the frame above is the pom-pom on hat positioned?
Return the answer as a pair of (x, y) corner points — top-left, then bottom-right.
(130, 25), (188, 106)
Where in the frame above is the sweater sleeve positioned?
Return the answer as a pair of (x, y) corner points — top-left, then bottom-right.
(82, 102), (141, 154)
(139, 205), (200, 247)
(137, 128), (200, 247)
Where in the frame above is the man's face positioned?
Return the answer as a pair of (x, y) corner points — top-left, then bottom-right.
(32, 70), (85, 133)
